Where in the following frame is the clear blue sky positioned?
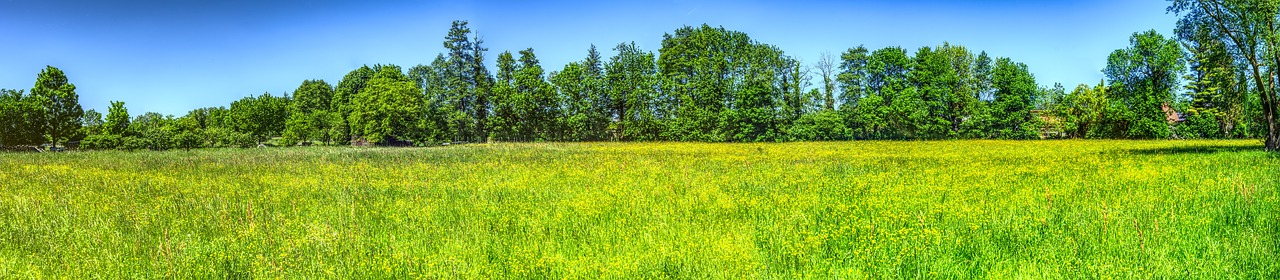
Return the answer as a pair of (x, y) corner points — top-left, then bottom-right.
(0, 0), (1178, 116)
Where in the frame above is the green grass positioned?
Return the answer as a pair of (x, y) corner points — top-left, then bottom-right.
(1, 140), (1277, 278)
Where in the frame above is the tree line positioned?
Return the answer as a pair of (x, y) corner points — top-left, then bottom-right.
(3, 3), (1278, 151)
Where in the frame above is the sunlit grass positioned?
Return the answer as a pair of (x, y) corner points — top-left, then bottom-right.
(0, 140), (1276, 278)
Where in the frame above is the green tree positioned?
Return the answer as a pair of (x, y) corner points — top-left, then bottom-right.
(659, 25), (790, 142)
(815, 52), (838, 111)
(104, 101), (130, 136)
(410, 55), (453, 144)
(230, 92), (289, 144)
(910, 45), (959, 139)
(489, 50), (519, 141)
(1053, 82), (1111, 138)
(513, 48), (561, 141)
(0, 89), (45, 146)
(332, 66), (375, 144)
(78, 109), (103, 141)
(1103, 30), (1185, 139)
(31, 66), (84, 148)
(845, 47), (913, 139)
(1169, 0), (1280, 150)
(611, 41), (662, 141)
(991, 57), (1042, 139)
(442, 20), (494, 142)
(349, 65), (424, 145)
(282, 79), (336, 145)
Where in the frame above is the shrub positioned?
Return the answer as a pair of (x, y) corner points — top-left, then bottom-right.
(80, 134), (122, 150)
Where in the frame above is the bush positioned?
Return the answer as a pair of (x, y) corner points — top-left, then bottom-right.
(1180, 112), (1220, 139)
(120, 136), (150, 151)
(80, 134), (122, 150)
(787, 110), (850, 141)
(204, 127), (255, 148)
(174, 131), (202, 150)
(140, 129), (174, 151)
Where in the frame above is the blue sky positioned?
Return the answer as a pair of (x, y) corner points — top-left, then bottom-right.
(0, 0), (1178, 116)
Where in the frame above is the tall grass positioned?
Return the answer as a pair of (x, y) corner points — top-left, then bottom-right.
(0, 140), (1276, 278)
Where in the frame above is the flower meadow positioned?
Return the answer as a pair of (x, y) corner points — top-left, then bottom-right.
(0, 140), (1276, 278)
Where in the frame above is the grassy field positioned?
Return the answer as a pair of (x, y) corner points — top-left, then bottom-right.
(0, 140), (1277, 278)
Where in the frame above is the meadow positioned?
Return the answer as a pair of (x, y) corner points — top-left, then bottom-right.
(0, 140), (1276, 278)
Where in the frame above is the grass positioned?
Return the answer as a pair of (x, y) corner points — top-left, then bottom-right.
(0, 140), (1277, 278)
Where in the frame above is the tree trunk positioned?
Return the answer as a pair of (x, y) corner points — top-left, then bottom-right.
(1268, 111), (1279, 151)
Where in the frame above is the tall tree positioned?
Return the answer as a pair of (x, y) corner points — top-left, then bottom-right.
(612, 41), (661, 141)
(552, 46), (611, 141)
(659, 25), (790, 141)
(910, 45), (958, 138)
(31, 66), (84, 148)
(489, 51), (519, 141)
(991, 57), (1042, 139)
(283, 79), (336, 144)
(332, 66), (374, 144)
(513, 48), (561, 141)
(442, 20), (495, 142)
(1103, 30), (1185, 139)
(1170, 0), (1280, 150)
(815, 51), (838, 111)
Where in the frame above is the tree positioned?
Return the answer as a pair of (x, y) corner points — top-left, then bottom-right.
(442, 20), (494, 142)
(1053, 82), (1111, 138)
(32, 66), (84, 148)
(991, 57), (1042, 139)
(513, 48), (562, 141)
(552, 47), (610, 141)
(291, 79), (334, 114)
(489, 50), (519, 141)
(104, 101), (131, 136)
(348, 65), (425, 145)
(0, 89), (45, 146)
(843, 47), (913, 139)
(229, 92), (289, 144)
(79, 109), (103, 141)
(332, 66), (375, 144)
(130, 112), (176, 150)
(611, 41), (661, 141)
(659, 25), (790, 142)
(910, 45), (959, 139)
(815, 51), (838, 111)
(1103, 30), (1185, 139)
(411, 54), (453, 144)
(283, 79), (336, 145)
(1169, 0), (1280, 150)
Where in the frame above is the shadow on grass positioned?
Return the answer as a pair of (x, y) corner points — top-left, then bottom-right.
(1127, 145), (1263, 155)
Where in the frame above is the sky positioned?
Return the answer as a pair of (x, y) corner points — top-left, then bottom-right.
(0, 0), (1180, 116)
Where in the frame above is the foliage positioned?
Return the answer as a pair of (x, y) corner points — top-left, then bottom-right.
(1103, 30), (1185, 139)
(1169, 0), (1280, 150)
(104, 101), (131, 136)
(282, 80), (337, 145)
(609, 42), (662, 141)
(0, 89), (45, 146)
(332, 66), (375, 144)
(990, 57), (1041, 139)
(229, 92), (289, 143)
(659, 25), (793, 142)
(348, 65), (425, 145)
(785, 109), (849, 141)
(31, 66), (84, 148)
